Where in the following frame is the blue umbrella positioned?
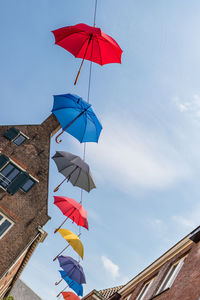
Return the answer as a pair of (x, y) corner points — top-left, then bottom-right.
(58, 270), (83, 296)
(52, 94), (102, 143)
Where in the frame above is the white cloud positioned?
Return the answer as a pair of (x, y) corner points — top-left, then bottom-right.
(101, 255), (119, 279)
(86, 114), (190, 193)
(174, 94), (200, 118)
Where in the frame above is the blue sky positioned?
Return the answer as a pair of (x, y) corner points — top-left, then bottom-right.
(1, 0), (200, 299)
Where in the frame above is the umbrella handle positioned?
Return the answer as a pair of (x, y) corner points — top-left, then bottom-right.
(55, 110), (86, 144)
(74, 34), (93, 85)
(54, 207), (77, 233)
(55, 130), (64, 144)
(74, 59), (84, 85)
(56, 265), (76, 287)
(55, 279), (62, 286)
(53, 244), (71, 261)
(54, 186), (59, 192)
(54, 176), (69, 192)
(57, 284), (70, 297)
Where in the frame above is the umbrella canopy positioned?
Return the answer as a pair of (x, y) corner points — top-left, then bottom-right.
(52, 94), (102, 143)
(52, 23), (122, 65)
(52, 151), (96, 192)
(62, 292), (81, 300)
(58, 229), (84, 259)
(54, 196), (89, 230)
(58, 256), (86, 284)
(59, 270), (83, 296)
(52, 23), (122, 85)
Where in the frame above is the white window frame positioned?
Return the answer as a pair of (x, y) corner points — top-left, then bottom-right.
(136, 278), (154, 300)
(156, 256), (186, 295)
(0, 212), (14, 239)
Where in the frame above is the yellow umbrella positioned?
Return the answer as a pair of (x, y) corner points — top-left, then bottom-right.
(58, 229), (84, 259)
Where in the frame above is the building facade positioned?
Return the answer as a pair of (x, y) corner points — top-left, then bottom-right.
(83, 226), (200, 300)
(0, 114), (60, 298)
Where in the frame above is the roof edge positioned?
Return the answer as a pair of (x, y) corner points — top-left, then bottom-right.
(118, 226), (200, 295)
(82, 289), (106, 300)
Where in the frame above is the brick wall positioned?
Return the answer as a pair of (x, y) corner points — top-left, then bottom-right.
(120, 241), (200, 300)
(0, 114), (60, 289)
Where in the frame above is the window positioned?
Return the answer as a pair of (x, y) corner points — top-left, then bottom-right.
(0, 155), (37, 195)
(13, 133), (27, 146)
(136, 278), (154, 300)
(0, 163), (20, 189)
(0, 212), (14, 239)
(125, 295), (132, 300)
(156, 256), (186, 295)
(4, 127), (28, 146)
(21, 177), (36, 192)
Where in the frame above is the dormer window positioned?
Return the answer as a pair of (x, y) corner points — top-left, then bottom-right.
(155, 256), (186, 295)
(136, 278), (155, 300)
(4, 127), (28, 146)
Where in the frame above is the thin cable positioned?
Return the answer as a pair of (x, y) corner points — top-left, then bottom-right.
(78, 0), (97, 263)
(87, 61), (93, 105)
(93, 0), (98, 27)
(78, 188), (83, 263)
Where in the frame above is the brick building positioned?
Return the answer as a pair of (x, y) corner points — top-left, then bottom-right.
(0, 114), (60, 298)
(83, 226), (200, 300)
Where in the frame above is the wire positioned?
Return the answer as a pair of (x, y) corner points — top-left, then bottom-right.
(93, 0), (98, 27)
(78, 0), (98, 263)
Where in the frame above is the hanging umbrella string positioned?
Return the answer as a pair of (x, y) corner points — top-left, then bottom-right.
(78, 189), (83, 263)
(83, 0), (98, 159)
(93, 0), (98, 27)
(78, 0), (98, 263)
(81, 0), (98, 169)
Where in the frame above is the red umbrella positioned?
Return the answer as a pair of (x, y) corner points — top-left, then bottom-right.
(54, 196), (89, 232)
(52, 23), (123, 84)
(62, 291), (80, 300)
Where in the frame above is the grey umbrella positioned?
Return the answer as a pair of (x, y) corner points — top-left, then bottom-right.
(52, 151), (96, 192)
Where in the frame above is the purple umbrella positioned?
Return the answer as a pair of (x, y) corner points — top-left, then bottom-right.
(57, 256), (86, 285)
